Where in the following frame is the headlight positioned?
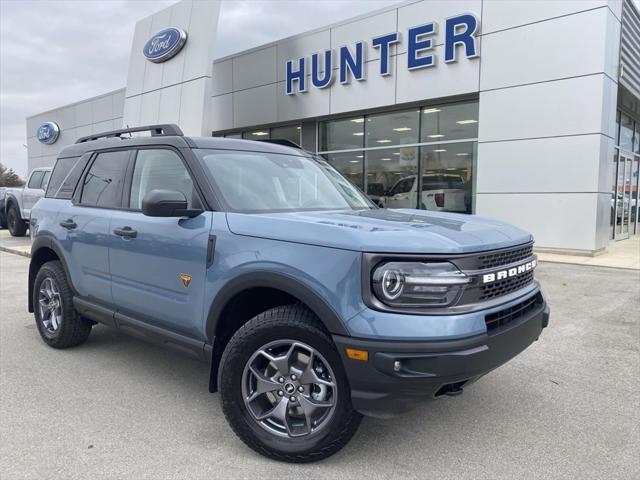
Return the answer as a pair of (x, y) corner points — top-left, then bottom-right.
(371, 262), (471, 308)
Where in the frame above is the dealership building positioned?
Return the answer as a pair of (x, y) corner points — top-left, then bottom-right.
(26, 0), (640, 254)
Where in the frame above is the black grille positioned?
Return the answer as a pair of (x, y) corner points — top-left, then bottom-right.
(477, 244), (533, 269)
(479, 270), (534, 300)
(485, 293), (543, 333)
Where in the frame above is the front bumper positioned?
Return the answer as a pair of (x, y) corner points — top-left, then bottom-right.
(333, 295), (549, 418)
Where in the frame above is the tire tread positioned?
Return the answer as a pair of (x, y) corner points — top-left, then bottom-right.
(34, 261), (91, 348)
(219, 304), (361, 463)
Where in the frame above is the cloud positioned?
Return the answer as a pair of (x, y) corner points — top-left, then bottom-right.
(1, 0), (398, 177)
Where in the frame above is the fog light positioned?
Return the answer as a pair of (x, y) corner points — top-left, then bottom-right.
(393, 360), (402, 372)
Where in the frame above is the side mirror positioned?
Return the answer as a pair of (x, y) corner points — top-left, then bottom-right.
(141, 189), (201, 218)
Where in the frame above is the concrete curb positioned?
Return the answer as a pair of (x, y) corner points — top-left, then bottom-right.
(537, 257), (639, 271)
(0, 246), (31, 258)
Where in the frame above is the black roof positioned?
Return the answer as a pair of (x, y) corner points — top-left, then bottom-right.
(58, 124), (309, 159)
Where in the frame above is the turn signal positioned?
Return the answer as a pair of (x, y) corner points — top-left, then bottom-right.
(345, 348), (369, 361)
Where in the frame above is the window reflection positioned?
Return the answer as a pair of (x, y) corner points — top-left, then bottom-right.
(619, 113), (634, 152)
(271, 125), (301, 145)
(366, 109), (419, 147)
(366, 147), (418, 208)
(421, 101), (479, 141)
(319, 116), (364, 151)
(420, 142), (475, 213)
(324, 151), (364, 190)
(243, 130), (270, 140)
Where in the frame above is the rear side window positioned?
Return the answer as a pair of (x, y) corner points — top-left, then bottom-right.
(46, 157), (78, 198)
(129, 149), (194, 209)
(27, 170), (45, 189)
(422, 175), (465, 191)
(41, 170), (51, 192)
(391, 178), (414, 195)
(80, 151), (129, 208)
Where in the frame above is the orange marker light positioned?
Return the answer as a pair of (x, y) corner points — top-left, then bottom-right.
(345, 348), (369, 361)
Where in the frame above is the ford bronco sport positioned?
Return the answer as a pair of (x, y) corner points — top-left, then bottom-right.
(29, 124), (549, 463)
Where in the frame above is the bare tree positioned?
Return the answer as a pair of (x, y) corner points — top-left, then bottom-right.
(0, 162), (25, 187)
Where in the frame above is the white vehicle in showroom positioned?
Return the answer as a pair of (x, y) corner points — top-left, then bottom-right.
(384, 173), (469, 212)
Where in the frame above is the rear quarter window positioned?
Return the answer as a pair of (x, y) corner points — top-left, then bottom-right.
(46, 155), (90, 199)
(27, 170), (45, 189)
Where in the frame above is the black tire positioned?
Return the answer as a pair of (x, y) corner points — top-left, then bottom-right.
(33, 260), (92, 348)
(7, 205), (27, 237)
(219, 305), (362, 463)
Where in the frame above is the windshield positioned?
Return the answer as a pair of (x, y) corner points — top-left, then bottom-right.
(196, 149), (374, 212)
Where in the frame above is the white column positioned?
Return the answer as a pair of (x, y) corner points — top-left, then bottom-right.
(122, 0), (221, 136)
(476, 1), (622, 253)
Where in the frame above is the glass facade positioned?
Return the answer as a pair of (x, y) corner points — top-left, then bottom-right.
(219, 124), (302, 145)
(612, 109), (640, 238)
(319, 101), (479, 213)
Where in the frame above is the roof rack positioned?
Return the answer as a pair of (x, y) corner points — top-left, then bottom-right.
(257, 138), (303, 150)
(75, 124), (183, 144)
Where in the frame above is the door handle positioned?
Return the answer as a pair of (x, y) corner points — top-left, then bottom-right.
(113, 226), (137, 239)
(59, 219), (77, 230)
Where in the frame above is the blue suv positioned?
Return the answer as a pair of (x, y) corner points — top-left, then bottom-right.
(29, 124), (549, 462)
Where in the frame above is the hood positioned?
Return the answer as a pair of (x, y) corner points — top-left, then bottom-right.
(225, 209), (533, 254)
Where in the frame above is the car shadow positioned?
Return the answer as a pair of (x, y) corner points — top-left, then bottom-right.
(67, 323), (519, 469)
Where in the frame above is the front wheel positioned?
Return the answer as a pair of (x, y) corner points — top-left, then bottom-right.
(219, 305), (362, 463)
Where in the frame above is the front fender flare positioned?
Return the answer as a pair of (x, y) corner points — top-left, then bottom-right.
(205, 271), (350, 342)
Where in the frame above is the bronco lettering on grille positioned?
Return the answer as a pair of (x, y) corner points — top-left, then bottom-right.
(482, 259), (537, 284)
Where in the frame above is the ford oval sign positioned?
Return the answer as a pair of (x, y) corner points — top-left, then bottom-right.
(37, 122), (60, 145)
(143, 27), (187, 63)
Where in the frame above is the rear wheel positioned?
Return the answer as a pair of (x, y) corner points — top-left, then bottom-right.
(219, 305), (362, 463)
(33, 261), (92, 348)
(7, 205), (27, 237)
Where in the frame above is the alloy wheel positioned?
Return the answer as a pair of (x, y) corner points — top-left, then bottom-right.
(241, 339), (337, 438)
(38, 277), (62, 333)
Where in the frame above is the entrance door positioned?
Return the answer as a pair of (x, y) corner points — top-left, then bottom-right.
(613, 152), (634, 240)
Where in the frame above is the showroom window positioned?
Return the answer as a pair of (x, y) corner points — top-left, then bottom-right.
(619, 112), (635, 152)
(216, 124), (301, 145)
(319, 101), (479, 213)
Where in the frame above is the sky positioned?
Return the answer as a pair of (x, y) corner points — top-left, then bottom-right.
(0, 0), (399, 178)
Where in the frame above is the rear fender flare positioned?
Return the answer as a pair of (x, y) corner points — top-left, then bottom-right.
(29, 235), (76, 312)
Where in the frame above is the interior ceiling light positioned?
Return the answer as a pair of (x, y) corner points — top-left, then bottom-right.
(392, 152), (400, 155)
(456, 153), (470, 156)
(423, 108), (441, 114)
(393, 127), (412, 132)
(350, 118), (365, 123)
(433, 149), (447, 152)
(380, 158), (392, 161)
(377, 139), (392, 143)
(428, 134), (445, 138)
(350, 160), (360, 163)
(251, 131), (269, 136)
(456, 119), (478, 124)
(356, 155), (364, 158)
(353, 132), (364, 136)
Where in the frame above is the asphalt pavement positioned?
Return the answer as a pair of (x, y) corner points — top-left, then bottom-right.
(1, 251), (638, 479)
